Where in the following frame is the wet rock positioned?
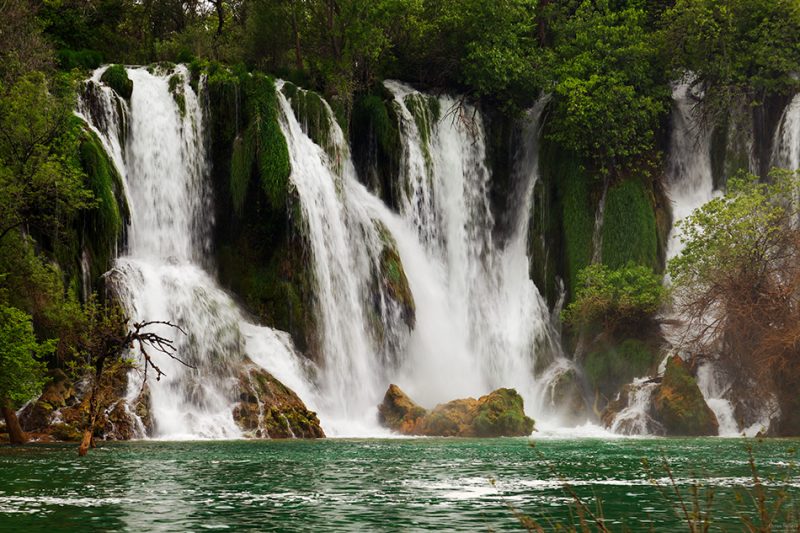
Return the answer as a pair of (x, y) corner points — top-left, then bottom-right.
(650, 356), (719, 436)
(545, 367), (589, 425)
(378, 385), (535, 437)
(19, 369), (75, 431)
(233, 364), (325, 439)
(377, 384), (427, 433)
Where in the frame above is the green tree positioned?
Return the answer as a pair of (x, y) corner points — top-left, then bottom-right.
(0, 71), (94, 244)
(0, 304), (53, 444)
(665, 0), (800, 120)
(669, 169), (800, 435)
(543, 0), (669, 174)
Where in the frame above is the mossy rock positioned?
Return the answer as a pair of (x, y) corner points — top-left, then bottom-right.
(378, 385), (534, 437)
(100, 65), (133, 99)
(651, 356), (718, 436)
(472, 388), (535, 437)
(378, 384), (427, 434)
(377, 224), (415, 329)
(234, 364), (324, 439)
(584, 338), (659, 402)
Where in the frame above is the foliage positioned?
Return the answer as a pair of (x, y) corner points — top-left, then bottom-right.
(601, 178), (659, 270)
(563, 263), (666, 335)
(543, 0), (669, 173)
(0, 72), (94, 245)
(669, 169), (800, 434)
(100, 65), (133, 99)
(665, 0), (800, 120)
(0, 305), (52, 406)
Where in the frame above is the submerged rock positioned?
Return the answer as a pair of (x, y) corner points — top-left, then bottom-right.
(234, 365), (325, 439)
(650, 357), (719, 436)
(378, 385), (534, 437)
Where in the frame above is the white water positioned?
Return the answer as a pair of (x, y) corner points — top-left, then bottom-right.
(772, 93), (800, 170)
(385, 82), (565, 421)
(609, 379), (662, 436)
(79, 67), (580, 438)
(79, 67), (319, 439)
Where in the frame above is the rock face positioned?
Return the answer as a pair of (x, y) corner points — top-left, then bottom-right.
(233, 365), (325, 438)
(650, 357), (719, 436)
(378, 385), (535, 437)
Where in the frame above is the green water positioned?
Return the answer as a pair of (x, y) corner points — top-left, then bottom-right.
(1, 438), (798, 532)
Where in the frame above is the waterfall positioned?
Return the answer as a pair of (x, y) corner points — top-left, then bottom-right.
(772, 93), (800, 170)
(384, 82), (563, 420)
(78, 65), (574, 438)
(78, 66), (318, 439)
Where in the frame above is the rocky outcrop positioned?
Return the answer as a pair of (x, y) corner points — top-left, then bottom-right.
(234, 365), (325, 439)
(378, 385), (535, 437)
(650, 357), (719, 436)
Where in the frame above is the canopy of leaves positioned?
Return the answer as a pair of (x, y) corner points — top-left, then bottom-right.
(665, 0), (800, 119)
(543, 0), (669, 174)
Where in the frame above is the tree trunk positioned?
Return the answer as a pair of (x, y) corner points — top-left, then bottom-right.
(214, 0), (224, 36)
(292, 1), (303, 71)
(78, 429), (92, 456)
(1, 398), (28, 445)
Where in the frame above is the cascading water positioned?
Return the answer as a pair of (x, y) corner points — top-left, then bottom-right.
(78, 65), (578, 438)
(772, 93), (800, 170)
(78, 66), (318, 439)
(384, 82), (565, 421)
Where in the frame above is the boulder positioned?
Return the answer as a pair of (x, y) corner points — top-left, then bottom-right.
(19, 369), (76, 431)
(378, 385), (534, 437)
(233, 364), (325, 439)
(378, 384), (427, 433)
(650, 356), (719, 436)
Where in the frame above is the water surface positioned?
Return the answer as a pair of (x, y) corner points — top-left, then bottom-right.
(1, 438), (798, 531)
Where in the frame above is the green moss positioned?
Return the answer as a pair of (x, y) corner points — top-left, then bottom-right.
(473, 388), (535, 437)
(78, 127), (128, 283)
(584, 339), (657, 397)
(358, 95), (398, 155)
(652, 357), (718, 436)
(100, 65), (133, 99)
(282, 83), (335, 159)
(601, 178), (658, 271)
(551, 146), (595, 300)
(168, 73), (186, 116)
(249, 74), (291, 209)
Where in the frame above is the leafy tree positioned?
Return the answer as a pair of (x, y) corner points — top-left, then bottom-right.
(543, 0), (669, 174)
(665, 0), (800, 120)
(0, 71), (94, 244)
(669, 169), (800, 434)
(0, 304), (53, 444)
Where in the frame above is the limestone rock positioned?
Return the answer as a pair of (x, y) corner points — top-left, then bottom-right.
(650, 356), (719, 436)
(233, 364), (325, 439)
(378, 385), (535, 437)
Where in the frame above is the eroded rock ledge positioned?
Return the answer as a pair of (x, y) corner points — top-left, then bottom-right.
(378, 384), (534, 437)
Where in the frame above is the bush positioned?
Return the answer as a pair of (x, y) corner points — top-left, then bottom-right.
(563, 262), (666, 335)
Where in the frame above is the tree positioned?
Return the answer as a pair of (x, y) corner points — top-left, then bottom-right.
(0, 304), (52, 444)
(665, 0), (800, 121)
(543, 0), (669, 174)
(73, 298), (191, 456)
(669, 169), (800, 434)
(563, 262), (666, 338)
(0, 71), (94, 244)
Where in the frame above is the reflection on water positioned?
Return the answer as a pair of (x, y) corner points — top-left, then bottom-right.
(1, 438), (799, 531)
